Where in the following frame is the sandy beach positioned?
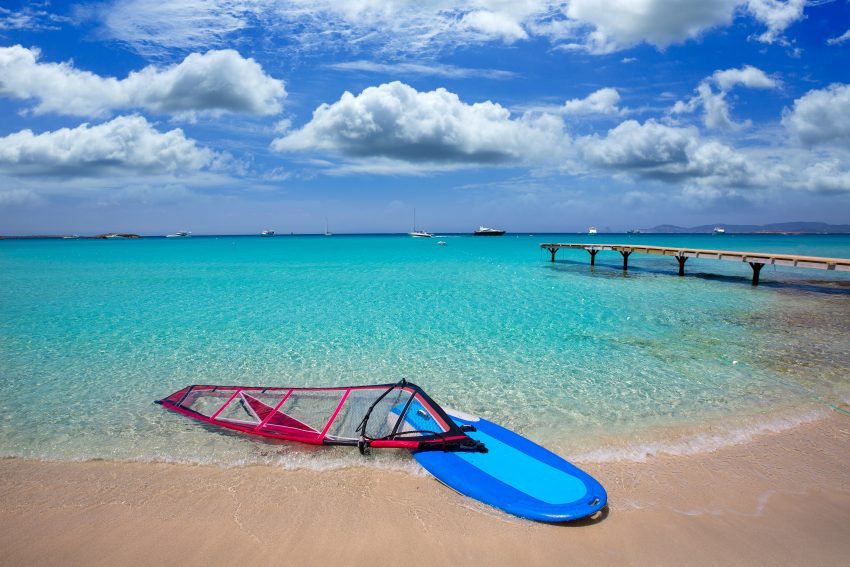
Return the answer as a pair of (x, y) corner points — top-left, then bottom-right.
(1, 412), (847, 567)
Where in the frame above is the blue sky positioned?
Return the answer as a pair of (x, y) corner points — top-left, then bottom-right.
(1, 0), (849, 234)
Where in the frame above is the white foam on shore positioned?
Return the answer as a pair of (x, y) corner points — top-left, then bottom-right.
(151, 448), (427, 476)
(0, 446), (428, 476)
(570, 408), (827, 464)
(3, 408), (832, 473)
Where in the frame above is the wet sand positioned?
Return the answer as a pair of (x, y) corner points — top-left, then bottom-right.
(1, 413), (847, 566)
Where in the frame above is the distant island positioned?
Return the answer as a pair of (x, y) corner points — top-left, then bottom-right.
(3, 223), (850, 238)
(644, 222), (850, 234)
(0, 233), (141, 239)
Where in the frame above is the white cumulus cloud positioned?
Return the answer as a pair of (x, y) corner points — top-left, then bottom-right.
(563, 88), (623, 115)
(578, 119), (763, 187)
(0, 45), (285, 118)
(272, 81), (567, 167)
(672, 65), (777, 129)
(566, 0), (739, 53)
(460, 10), (529, 43)
(711, 65), (777, 91)
(746, 0), (805, 44)
(0, 115), (216, 177)
(782, 83), (850, 148)
(794, 159), (850, 193)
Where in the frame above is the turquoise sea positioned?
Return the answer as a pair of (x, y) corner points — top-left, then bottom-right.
(1, 234), (848, 471)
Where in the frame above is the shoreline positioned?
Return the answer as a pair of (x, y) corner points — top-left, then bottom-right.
(2, 412), (847, 566)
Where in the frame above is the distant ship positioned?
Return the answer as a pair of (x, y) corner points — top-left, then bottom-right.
(713, 226), (726, 235)
(261, 230), (275, 237)
(473, 226), (506, 236)
(166, 231), (191, 238)
(588, 226), (598, 235)
(63, 235), (80, 239)
(626, 229), (640, 234)
(96, 233), (139, 239)
(408, 209), (432, 237)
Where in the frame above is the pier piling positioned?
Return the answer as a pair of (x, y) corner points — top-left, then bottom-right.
(619, 250), (632, 271)
(587, 249), (599, 266)
(749, 262), (764, 286)
(677, 255), (687, 276)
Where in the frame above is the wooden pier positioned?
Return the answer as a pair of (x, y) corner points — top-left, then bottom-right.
(540, 243), (850, 286)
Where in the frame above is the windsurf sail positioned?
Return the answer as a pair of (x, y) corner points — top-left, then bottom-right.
(156, 380), (486, 453)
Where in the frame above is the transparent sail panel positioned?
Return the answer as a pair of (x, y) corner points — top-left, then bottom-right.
(266, 389), (346, 433)
(216, 391), (289, 426)
(179, 388), (234, 418)
(325, 387), (413, 441)
(396, 395), (451, 436)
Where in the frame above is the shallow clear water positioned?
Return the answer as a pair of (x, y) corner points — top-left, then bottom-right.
(1, 234), (848, 468)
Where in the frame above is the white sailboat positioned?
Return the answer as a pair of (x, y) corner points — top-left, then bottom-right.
(408, 209), (432, 237)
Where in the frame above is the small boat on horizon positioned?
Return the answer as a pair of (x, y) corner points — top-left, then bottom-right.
(713, 226), (726, 235)
(588, 226), (598, 235)
(166, 231), (191, 238)
(324, 217), (332, 236)
(627, 229), (640, 234)
(261, 230), (275, 237)
(105, 233), (127, 239)
(473, 226), (505, 236)
(62, 235), (80, 239)
(408, 209), (432, 237)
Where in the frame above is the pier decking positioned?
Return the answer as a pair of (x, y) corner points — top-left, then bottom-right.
(540, 243), (850, 285)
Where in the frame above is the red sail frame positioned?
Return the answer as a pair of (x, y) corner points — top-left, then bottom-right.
(156, 382), (483, 452)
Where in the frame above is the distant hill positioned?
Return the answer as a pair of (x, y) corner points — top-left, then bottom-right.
(646, 222), (850, 234)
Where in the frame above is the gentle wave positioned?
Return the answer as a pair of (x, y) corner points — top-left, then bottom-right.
(2, 407), (829, 471)
(571, 408), (827, 463)
(0, 448), (429, 476)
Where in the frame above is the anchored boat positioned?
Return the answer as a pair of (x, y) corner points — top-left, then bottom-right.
(157, 380), (607, 522)
(473, 226), (505, 236)
(408, 209), (433, 238)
